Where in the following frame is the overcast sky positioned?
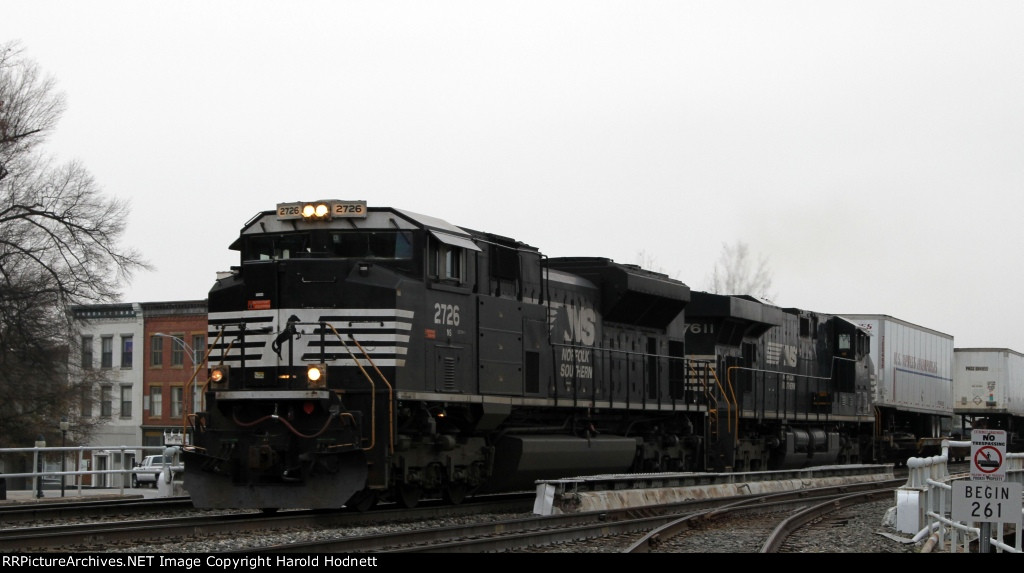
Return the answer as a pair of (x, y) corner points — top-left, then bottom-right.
(6, 1), (1024, 351)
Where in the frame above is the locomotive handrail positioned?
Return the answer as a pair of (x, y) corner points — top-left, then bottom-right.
(185, 327), (229, 454)
(722, 365), (743, 436)
(548, 341), (712, 413)
(727, 355), (859, 385)
(325, 322), (394, 455)
(689, 361), (727, 436)
(686, 361), (719, 435)
(328, 326), (376, 452)
(180, 349), (208, 448)
(726, 358), (863, 429)
(337, 327), (396, 455)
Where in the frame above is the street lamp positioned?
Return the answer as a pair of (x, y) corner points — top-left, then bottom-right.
(59, 417), (69, 498)
(34, 435), (45, 498)
(153, 332), (204, 421)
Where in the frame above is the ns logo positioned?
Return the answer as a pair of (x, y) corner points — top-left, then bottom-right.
(548, 302), (596, 346)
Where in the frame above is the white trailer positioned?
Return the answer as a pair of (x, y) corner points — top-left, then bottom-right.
(840, 314), (954, 462)
(953, 348), (1024, 446)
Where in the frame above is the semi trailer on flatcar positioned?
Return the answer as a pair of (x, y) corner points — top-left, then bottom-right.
(953, 347), (1024, 452)
(842, 314), (955, 463)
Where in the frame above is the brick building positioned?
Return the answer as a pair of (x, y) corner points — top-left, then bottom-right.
(140, 300), (208, 450)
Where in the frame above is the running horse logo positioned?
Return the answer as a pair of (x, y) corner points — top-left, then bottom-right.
(271, 314), (302, 358)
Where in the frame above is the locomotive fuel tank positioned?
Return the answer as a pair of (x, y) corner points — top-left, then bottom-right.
(772, 427), (841, 469)
(484, 434), (639, 492)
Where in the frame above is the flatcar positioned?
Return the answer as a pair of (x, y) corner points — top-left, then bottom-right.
(182, 199), (879, 511)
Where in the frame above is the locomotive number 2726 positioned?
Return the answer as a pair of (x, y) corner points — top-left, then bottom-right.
(433, 303), (461, 327)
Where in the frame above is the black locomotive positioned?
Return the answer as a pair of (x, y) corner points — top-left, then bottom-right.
(182, 200), (875, 511)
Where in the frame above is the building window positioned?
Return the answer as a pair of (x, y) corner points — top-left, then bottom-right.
(121, 335), (133, 368)
(101, 336), (113, 368)
(120, 386), (132, 418)
(100, 386), (112, 417)
(150, 336), (163, 367)
(81, 386), (93, 417)
(150, 386), (163, 417)
(170, 387), (184, 418)
(81, 336), (93, 369)
(170, 334), (185, 367)
(192, 334), (206, 366)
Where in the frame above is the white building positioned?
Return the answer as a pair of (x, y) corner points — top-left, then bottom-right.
(71, 303), (145, 486)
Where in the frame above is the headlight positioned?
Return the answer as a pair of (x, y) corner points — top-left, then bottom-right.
(306, 364), (327, 388)
(209, 365), (230, 388)
(301, 202), (331, 220)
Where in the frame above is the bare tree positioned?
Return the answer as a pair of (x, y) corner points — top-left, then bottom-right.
(0, 43), (64, 182)
(634, 249), (681, 279)
(0, 41), (151, 447)
(705, 240), (776, 302)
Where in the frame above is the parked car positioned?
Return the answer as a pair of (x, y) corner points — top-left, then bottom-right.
(132, 455), (167, 488)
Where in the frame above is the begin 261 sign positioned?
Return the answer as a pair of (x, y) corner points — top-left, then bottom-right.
(951, 428), (1021, 525)
(952, 480), (1022, 525)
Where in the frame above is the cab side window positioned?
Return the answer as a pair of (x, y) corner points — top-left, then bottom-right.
(429, 240), (464, 283)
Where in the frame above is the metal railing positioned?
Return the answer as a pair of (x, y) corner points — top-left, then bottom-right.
(0, 444), (182, 498)
(898, 440), (1024, 553)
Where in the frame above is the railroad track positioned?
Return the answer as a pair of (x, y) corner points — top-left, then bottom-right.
(240, 479), (907, 553)
(624, 480), (905, 553)
(0, 493), (534, 553)
(3, 477), (918, 553)
(0, 496), (195, 526)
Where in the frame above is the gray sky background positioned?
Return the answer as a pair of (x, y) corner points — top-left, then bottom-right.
(6, 1), (1024, 351)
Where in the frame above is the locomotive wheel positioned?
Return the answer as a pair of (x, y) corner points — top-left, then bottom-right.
(345, 488), (378, 512)
(395, 483), (422, 508)
(443, 483), (468, 505)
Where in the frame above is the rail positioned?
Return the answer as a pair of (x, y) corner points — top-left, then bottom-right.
(0, 444), (185, 499)
(899, 439), (1024, 553)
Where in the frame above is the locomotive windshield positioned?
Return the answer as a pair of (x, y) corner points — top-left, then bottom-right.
(243, 230), (415, 262)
